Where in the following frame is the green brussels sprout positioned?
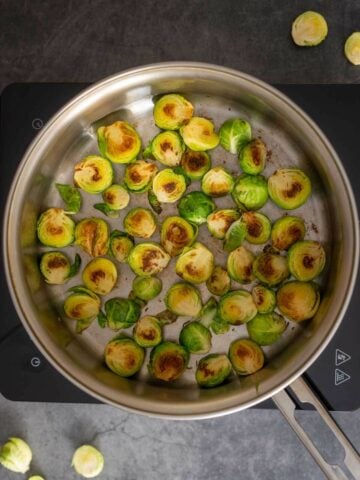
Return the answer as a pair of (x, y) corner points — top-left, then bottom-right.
(252, 285), (276, 314)
(165, 282), (202, 317)
(109, 230), (134, 263)
(228, 338), (264, 375)
(206, 265), (231, 296)
(94, 184), (130, 218)
(133, 316), (162, 348)
(75, 217), (109, 257)
(219, 118), (251, 154)
(29, 476), (45, 480)
(74, 155), (113, 194)
(0, 437), (32, 474)
(288, 240), (326, 281)
(180, 117), (219, 151)
(149, 341), (189, 381)
(132, 276), (162, 301)
(223, 218), (247, 252)
(201, 166), (234, 197)
(148, 188), (162, 214)
(104, 336), (144, 376)
(124, 160), (158, 192)
(246, 312), (287, 345)
(218, 290), (257, 325)
(152, 168), (187, 203)
(179, 322), (211, 354)
(291, 11), (328, 47)
(242, 211), (271, 244)
(232, 174), (268, 210)
(155, 309), (178, 325)
(124, 207), (157, 239)
(128, 242), (170, 276)
(97, 120), (141, 164)
(207, 209), (240, 239)
(196, 354), (232, 388)
(71, 445), (104, 479)
(197, 297), (218, 327)
(253, 252), (289, 286)
(180, 150), (211, 180)
(161, 216), (197, 257)
(104, 297), (141, 330)
(268, 169), (311, 210)
(64, 289), (101, 321)
(150, 131), (184, 167)
(271, 215), (306, 250)
(344, 32), (360, 65)
(178, 191), (216, 225)
(40, 251), (81, 285)
(55, 183), (82, 214)
(276, 281), (320, 322)
(176, 242), (214, 284)
(153, 93), (194, 130)
(227, 245), (255, 284)
(82, 258), (117, 295)
(239, 139), (267, 175)
(37, 208), (75, 248)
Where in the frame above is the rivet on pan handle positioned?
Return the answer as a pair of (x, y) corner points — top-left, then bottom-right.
(273, 376), (360, 480)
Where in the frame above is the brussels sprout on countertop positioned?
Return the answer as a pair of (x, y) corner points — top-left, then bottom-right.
(124, 207), (157, 239)
(149, 341), (189, 381)
(128, 242), (170, 276)
(97, 120), (141, 164)
(232, 174), (268, 211)
(40, 251), (81, 285)
(124, 160), (158, 192)
(176, 242), (214, 284)
(37, 208), (75, 248)
(148, 131), (184, 167)
(227, 245), (255, 284)
(345, 32), (360, 65)
(104, 336), (144, 377)
(74, 156), (113, 194)
(253, 252), (289, 287)
(268, 169), (311, 210)
(196, 354), (232, 388)
(288, 240), (326, 281)
(82, 258), (117, 296)
(247, 312), (287, 345)
(180, 117), (219, 151)
(201, 166), (234, 197)
(178, 191), (216, 225)
(0, 437), (32, 474)
(271, 215), (305, 251)
(75, 217), (109, 257)
(206, 265), (231, 296)
(71, 444), (104, 479)
(161, 216), (197, 257)
(229, 338), (264, 375)
(152, 168), (187, 203)
(291, 11), (328, 47)
(109, 230), (134, 263)
(165, 282), (202, 317)
(207, 209), (239, 240)
(133, 316), (162, 348)
(239, 139), (267, 175)
(219, 118), (251, 154)
(153, 93), (194, 130)
(276, 281), (320, 322)
(55, 183), (82, 214)
(252, 285), (276, 314)
(218, 290), (257, 325)
(179, 322), (212, 354)
(180, 150), (211, 180)
(132, 276), (162, 301)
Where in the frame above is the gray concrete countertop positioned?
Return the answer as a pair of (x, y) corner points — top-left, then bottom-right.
(1, 1), (360, 479)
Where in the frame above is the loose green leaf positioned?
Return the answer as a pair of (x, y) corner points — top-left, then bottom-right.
(75, 317), (94, 334)
(94, 203), (120, 218)
(97, 310), (107, 328)
(68, 253), (82, 279)
(55, 183), (82, 214)
(148, 188), (162, 214)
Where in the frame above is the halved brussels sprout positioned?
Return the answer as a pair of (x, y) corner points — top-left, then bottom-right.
(291, 11), (328, 47)
(178, 191), (216, 225)
(271, 215), (306, 250)
(165, 282), (202, 317)
(345, 32), (360, 65)
(109, 230), (134, 263)
(242, 211), (271, 244)
(55, 183), (82, 214)
(152, 168), (187, 203)
(253, 252), (289, 286)
(239, 139), (267, 175)
(148, 341), (189, 381)
(40, 252), (81, 285)
(180, 150), (211, 180)
(228, 338), (264, 375)
(82, 258), (117, 295)
(160, 216), (197, 257)
(75, 218), (109, 257)
(219, 118), (251, 154)
(175, 242), (214, 284)
(37, 208), (75, 248)
(150, 131), (184, 167)
(247, 312), (287, 345)
(0, 437), (32, 474)
(223, 218), (247, 252)
(196, 354), (232, 388)
(276, 281), (320, 322)
(128, 242), (170, 276)
(64, 290), (101, 321)
(29, 476), (45, 480)
(207, 209), (240, 239)
(232, 174), (268, 210)
(268, 169), (311, 210)
(124, 207), (156, 239)
(153, 93), (194, 130)
(288, 240), (326, 281)
(104, 297), (141, 330)
(97, 121), (141, 164)
(103, 184), (130, 209)
(74, 156), (113, 194)
(104, 336), (145, 376)
(252, 285), (276, 314)
(133, 316), (162, 348)
(155, 309), (178, 325)
(206, 265), (231, 296)
(227, 245), (255, 284)
(124, 160), (158, 192)
(132, 276), (162, 301)
(218, 290), (257, 325)
(180, 117), (219, 151)
(71, 445), (104, 479)
(201, 166), (234, 197)
(179, 322), (211, 354)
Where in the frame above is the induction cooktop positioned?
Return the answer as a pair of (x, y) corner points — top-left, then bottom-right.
(0, 83), (359, 410)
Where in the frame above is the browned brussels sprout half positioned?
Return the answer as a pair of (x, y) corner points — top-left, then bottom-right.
(148, 342), (189, 381)
(178, 191), (216, 225)
(40, 252), (81, 285)
(64, 287), (101, 321)
(132, 276), (162, 301)
(165, 282), (202, 317)
(124, 160), (158, 192)
(175, 242), (214, 284)
(288, 240), (326, 281)
(232, 174), (268, 210)
(109, 231), (134, 263)
(219, 118), (251, 154)
(133, 316), (162, 348)
(241, 211), (271, 244)
(239, 139), (267, 175)
(252, 285), (276, 314)
(246, 312), (287, 345)
(74, 156), (113, 194)
(75, 217), (109, 257)
(218, 290), (257, 325)
(82, 258), (118, 295)
(227, 245), (255, 284)
(150, 131), (184, 167)
(229, 338), (264, 375)
(268, 169), (311, 210)
(55, 183), (82, 214)
(253, 252), (289, 286)
(179, 322), (211, 354)
(196, 354), (232, 388)
(180, 150), (211, 180)
(152, 168), (187, 203)
(271, 215), (305, 250)
(94, 184), (130, 218)
(153, 93), (194, 130)
(37, 208), (75, 248)
(160, 216), (197, 257)
(128, 242), (170, 276)
(201, 166), (234, 197)
(207, 209), (240, 240)
(206, 265), (231, 296)
(124, 207), (157, 239)
(180, 117), (219, 151)
(276, 281), (320, 322)
(97, 121), (141, 164)
(104, 336), (145, 377)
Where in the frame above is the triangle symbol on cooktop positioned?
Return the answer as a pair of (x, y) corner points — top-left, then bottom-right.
(335, 349), (351, 366)
(335, 369), (351, 386)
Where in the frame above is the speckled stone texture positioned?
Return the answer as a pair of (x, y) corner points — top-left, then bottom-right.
(1, 1), (360, 479)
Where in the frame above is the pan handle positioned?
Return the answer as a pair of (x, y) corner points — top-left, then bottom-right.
(272, 376), (360, 480)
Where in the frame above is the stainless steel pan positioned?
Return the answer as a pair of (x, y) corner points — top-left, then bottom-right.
(3, 63), (360, 479)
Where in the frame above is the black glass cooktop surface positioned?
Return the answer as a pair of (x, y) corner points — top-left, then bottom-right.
(0, 83), (359, 410)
